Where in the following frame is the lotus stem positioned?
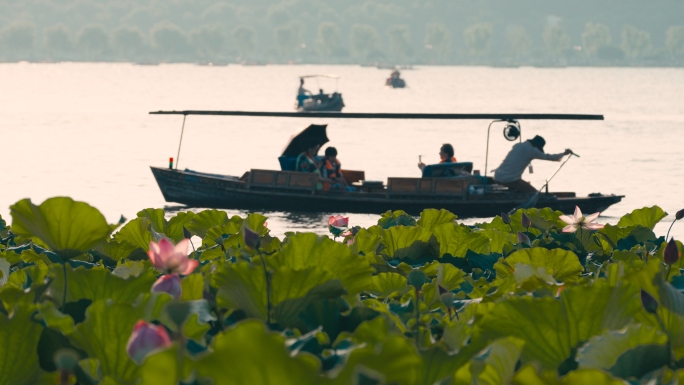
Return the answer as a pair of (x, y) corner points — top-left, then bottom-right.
(176, 333), (185, 382)
(666, 220), (676, 242)
(667, 264), (673, 281)
(257, 248), (272, 326)
(414, 286), (420, 349)
(61, 262), (67, 311)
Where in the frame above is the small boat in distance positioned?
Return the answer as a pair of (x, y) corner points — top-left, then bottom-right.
(148, 110), (623, 217)
(386, 70), (406, 88)
(296, 75), (345, 112)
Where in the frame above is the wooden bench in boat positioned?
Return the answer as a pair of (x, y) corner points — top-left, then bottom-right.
(248, 169), (319, 193)
(387, 177), (476, 198)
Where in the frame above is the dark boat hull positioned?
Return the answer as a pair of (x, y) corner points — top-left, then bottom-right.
(151, 167), (623, 217)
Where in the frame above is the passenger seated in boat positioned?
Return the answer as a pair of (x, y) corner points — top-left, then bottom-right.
(493, 135), (572, 193)
(321, 146), (347, 190)
(418, 143), (457, 172)
(297, 79), (311, 107)
(296, 140), (321, 174)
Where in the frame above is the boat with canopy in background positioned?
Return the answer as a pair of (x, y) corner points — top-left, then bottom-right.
(296, 75), (345, 112)
(148, 110), (623, 217)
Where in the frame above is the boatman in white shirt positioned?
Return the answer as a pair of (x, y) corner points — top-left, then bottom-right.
(493, 135), (572, 193)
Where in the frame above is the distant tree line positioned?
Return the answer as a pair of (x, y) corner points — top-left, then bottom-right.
(0, 0), (683, 66)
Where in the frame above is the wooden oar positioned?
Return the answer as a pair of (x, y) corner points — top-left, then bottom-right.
(509, 152), (579, 214)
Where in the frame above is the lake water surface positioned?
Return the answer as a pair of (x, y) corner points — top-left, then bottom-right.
(2, 63), (683, 239)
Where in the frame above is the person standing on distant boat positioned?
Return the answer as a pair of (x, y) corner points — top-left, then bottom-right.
(418, 143), (457, 172)
(493, 135), (572, 193)
(297, 78), (311, 107)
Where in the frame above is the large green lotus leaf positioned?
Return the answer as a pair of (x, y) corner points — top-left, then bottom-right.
(164, 211), (195, 242)
(367, 273), (408, 297)
(328, 335), (421, 385)
(138, 346), (193, 385)
(512, 366), (628, 385)
(433, 223), (491, 258)
(576, 324), (668, 379)
(477, 280), (641, 369)
(0, 303), (43, 385)
(186, 210), (232, 238)
(494, 248), (583, 283)
(196, 320), (320, 385)
(417, 209), (457, 231)
(114, 217), (155, 251)
(181, 273), (203, 301)
(212, 261), (267, 320)
(523, 208), (567, 232)
(350, 315), (393, 346)
(483, 228), (516, 254)
(350, 228), (383, 256)
(137, 208), (166, 234)
(377, 210), (416, 229)
(68, 301), (143, 383)
(93, 238), (141, 262)
(380, 226), (439, 261)
(598, 224), (633, 246)
(10, 197), (112, 259)
(202, 224), (242, 247)
(420, 345), (472, 385)
(617, 206), (667, 230)
(48, 265), (157, 306)
(37, 302), (76, 334)
(274, 233), (373, 296)
(274, 279), (347, 329)
(453, 337), (525, 385)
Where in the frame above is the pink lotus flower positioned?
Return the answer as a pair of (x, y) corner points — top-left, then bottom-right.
(151, 274), (182, 300)
(559, 206), (604, 233)
(148, 238), (198, 275)
(126, 320), (172, 364)
(328, 215), (349, 237)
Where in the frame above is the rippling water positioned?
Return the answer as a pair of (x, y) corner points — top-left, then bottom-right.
(1, 63), (683, 239)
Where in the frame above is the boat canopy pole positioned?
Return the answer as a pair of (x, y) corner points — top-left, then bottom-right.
(149, 110), (604, 121)
(484, 120), (522, 177)
(175, 114), (187, 170)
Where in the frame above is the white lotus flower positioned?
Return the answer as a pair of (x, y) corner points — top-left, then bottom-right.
(559, 206), (604, 233)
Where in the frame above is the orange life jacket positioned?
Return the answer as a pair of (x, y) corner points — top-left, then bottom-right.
(440, 157), (457, 163)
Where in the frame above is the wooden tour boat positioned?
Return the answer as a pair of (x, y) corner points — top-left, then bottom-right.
(149, 111), (623, 217)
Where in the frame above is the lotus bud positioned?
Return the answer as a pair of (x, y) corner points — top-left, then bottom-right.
(517, 232), (531, 245)
(521, 213), (531, 228)
(151, 274), (182, 300)
(440, 292), (455, 308)
(677, 209), (684, 221)
(182, 226), (192, 239)
(53, 349), (80, 371)
(126, 321), (172, 364)
(407, 270), (427, 289)
(640, 289), (658, 315)
(500, 212), (511, 225)
(664, 238), (680, 265)
(242, 224), (261, 249)
(328, 215), (349, 237)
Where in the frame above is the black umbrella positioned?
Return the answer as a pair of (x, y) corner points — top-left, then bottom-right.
(281, 124), (329, 157)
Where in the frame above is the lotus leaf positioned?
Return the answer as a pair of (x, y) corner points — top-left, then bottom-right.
(618, 206), (667, 230)
(10, 197), (112, 259)
(453, 337), (525, 385)
(0, 303), (43, 385)
(68, 301), (144, 382)
(196, 320), (320, 385)
(494, 248), (583, 283)
(417, 208), (457, 231)
(380, 226), (439, 261)
(328, 335), (421, 385)
(367, 273), (408, 297)
(377, 210), (416, 229)
(577, 324), (668, 379)
(185, 210), (232, 238)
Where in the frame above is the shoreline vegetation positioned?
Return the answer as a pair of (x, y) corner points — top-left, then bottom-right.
(1, 196), (684, 383)
(1, 1), (683, 67)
